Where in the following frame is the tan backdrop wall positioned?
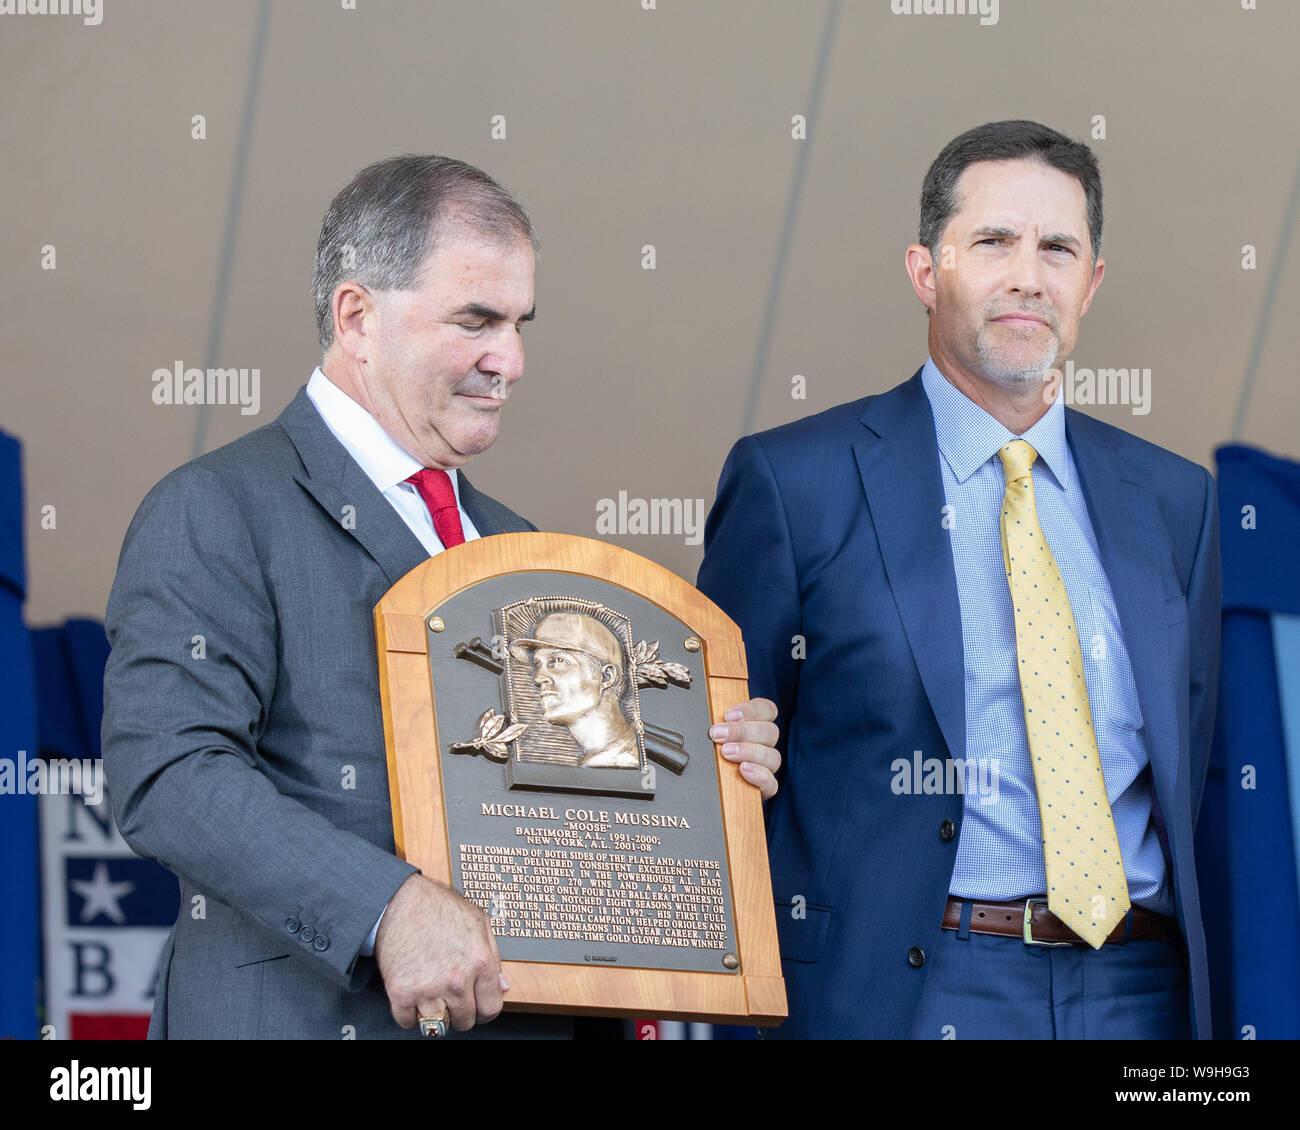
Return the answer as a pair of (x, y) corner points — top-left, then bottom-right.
(3, 0), (1297, 624)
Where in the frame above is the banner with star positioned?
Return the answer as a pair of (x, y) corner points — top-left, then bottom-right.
(39, 791), (179, 1039)
(32, 620), (179, 1041)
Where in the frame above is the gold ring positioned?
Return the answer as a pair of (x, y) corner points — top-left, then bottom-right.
(418, 1008), (450, 1038)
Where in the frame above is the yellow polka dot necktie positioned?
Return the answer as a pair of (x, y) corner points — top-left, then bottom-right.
(998, 439), (1130, 948)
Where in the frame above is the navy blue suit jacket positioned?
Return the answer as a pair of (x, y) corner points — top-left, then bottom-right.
(697, 371), (1221, 1039)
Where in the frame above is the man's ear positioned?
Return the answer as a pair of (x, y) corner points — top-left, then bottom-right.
(905, 243), (939, 313)
(333, 280), (376, 362)
(1079, 255), (1105, 318)
(600, 664), (619, 692)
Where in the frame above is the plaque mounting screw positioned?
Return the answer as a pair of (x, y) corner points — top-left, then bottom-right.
(684, 636), (701, 652)
(722, 953), (739, 970)
(428, 616), (445, 632)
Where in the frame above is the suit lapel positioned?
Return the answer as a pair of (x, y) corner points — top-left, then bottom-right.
(456, 471), (510, 536)
(1066, 411), (1181, 821)
(277, 388), (430, 588)
(853, 373), (967, 763)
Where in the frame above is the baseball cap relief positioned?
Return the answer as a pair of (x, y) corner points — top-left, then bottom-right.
(508, 613), (626, 671)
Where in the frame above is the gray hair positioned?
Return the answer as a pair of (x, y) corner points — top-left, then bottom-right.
(312, 154), (537, 350)
(919, 120), (1102, 265)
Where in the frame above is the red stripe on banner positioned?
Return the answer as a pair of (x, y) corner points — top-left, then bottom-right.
(69, 1013), (151, 1040)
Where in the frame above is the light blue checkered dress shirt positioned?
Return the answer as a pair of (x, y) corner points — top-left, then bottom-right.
(921, 359), (1172, 916)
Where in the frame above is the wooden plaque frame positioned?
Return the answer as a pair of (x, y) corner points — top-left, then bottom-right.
(375, 532), (786, 1024)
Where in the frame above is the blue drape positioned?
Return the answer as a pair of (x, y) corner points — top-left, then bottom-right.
(1200, 444), (1300, 1039)
(0, 430), (39, 1039)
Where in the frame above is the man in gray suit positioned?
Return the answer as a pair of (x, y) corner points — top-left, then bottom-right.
(102, 155), (780, 1040)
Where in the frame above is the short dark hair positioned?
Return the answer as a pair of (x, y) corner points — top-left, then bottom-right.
(312, 155), (536, 350)
(918, 120), (1102, 263)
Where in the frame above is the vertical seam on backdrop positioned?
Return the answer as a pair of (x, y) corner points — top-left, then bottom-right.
(191, 0), (273, 459)
(739, 0), (842, 439)
(1231, 148), (1300, 441)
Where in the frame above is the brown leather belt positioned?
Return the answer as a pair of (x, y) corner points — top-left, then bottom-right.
(943, 897), (1179, 947)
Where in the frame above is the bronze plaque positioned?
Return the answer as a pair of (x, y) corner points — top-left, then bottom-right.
(376, 533), (786, 1023)
(435, 580), (736, 974)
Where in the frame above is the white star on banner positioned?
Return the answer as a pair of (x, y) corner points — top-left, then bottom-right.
(69, 861), (135, 925)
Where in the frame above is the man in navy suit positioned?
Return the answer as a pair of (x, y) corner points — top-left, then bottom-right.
(698, 121), (1220, 1039)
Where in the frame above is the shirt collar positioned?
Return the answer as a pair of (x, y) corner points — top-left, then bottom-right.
(920, 357), (1072, 490)
(305, 367), (466, 501)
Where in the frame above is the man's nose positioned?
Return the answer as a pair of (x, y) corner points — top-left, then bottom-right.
(481, 328), (525, 390)
(1006, 241), (1046, 298)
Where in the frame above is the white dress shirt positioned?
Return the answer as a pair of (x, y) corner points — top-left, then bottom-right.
(305, 366), (481, 954)
(306, 367), (481, 553)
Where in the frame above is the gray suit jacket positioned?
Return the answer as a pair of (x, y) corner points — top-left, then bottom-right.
(102, 387), (571, 1039)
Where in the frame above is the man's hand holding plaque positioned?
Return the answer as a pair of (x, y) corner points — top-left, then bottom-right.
(373, 873), (505, 1034)
(710, 697), (781, 800)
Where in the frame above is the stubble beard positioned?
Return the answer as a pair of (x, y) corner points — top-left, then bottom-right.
(974, 321), (1061, 392)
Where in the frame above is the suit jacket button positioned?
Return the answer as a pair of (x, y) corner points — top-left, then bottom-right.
(285, 917), (301, 934)
(313, 934), (330, 952)
(907, 946), (926, 969)
(940, 820), (956, 842)
(300, 925), (316, 943)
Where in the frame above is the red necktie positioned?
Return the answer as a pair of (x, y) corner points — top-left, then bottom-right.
(405, 468), (466, 549)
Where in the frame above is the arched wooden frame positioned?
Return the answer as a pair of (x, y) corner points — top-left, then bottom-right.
(375, 532), (786, 1023)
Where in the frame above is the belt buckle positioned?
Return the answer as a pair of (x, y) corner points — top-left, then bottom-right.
(1022, 898), (1073, 947)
